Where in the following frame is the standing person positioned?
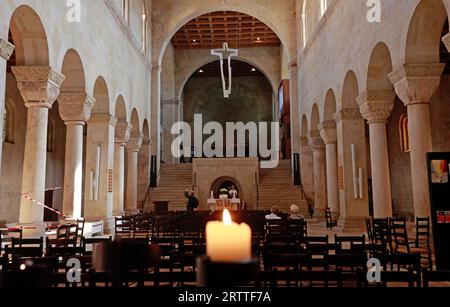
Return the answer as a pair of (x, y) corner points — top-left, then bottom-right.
(228, 185), (238, 199)
(185, 189), (199, 212)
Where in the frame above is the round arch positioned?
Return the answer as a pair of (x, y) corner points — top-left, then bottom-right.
(130, 108), (141, 136)
(114, 95), (127, 122)
(301, 115), (309, 138)
(157, 7), (292, 67)
(142, 119), (150, 140)
(310, 103), (320, 132)
(92, 77), (110, 115)
(177, 57), (278, 101)
(406, 0), (448, 64)
(323, 89), (337, 122)
(367, 42), (394, 91)
(9, 5), (49, 66)
(210, 176), (243, 199)
(61, 49), (85, 93)
(341, 71), (360, 110)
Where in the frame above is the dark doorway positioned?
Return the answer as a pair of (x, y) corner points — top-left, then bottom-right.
(44, 190), (58, 222)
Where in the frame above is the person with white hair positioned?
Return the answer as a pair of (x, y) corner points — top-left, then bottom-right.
(288, 204), (305, 220)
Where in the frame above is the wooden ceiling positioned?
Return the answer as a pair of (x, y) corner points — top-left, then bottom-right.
(172, 11), (281, 49)
(191, 60), (264, 78)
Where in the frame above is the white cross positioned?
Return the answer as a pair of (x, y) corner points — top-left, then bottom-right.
(211, 42), (238, 98)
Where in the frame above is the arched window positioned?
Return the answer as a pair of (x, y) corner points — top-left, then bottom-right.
(399, 114), (410, 153)
(320, 0), (328, 17)
(3, 101), (15, 144)
(47, 119), (55, 153)
(141, 3), (148, 53)
(302, 1), (307, 48)
(122, 0), (129, 23)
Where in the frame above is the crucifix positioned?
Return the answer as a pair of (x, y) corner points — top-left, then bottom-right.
(211, 42), (238, 98)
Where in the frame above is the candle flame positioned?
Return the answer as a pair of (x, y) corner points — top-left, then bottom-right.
(223, 209), (232, 226)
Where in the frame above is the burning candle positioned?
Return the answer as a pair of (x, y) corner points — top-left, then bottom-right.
(206, 209), (252, 263)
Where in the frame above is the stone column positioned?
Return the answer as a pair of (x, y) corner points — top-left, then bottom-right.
(58, 93), (95, 219)
(84, 114), (117, 232)
(113, 121), (131, 216)
(319, 120), (340, 216)
(309, 131), (327, 218)
(161, 98), (179, 163)
(138, 138), (151, 207)
(334, 109), (369, 229)
(125, 133), (143, 214)
(389, 63), (445, 218)
(357, 90), (396, 218)
(299, 136), (314, 202)
(289, 60), (300, 156)
(11, 66), (65, 224)
(151, 65), (162, 179)
(0, 39), (15, 173)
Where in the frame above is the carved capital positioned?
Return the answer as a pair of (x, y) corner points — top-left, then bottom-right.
(333, 109), (362, 123)
(58, 92), (96, 123)
(126, 133), (144, 152)
(115, 121), (132, 144)
(89, 113), (118, 127)
(308, 130), (325, 150)
(12, 66), (65, 109)
(318, 120), (337, 144)
(142, 138), (151, 146)
(0, 39), (14, 61)
(388, 63), (445, 106)
(357, 90), (396, 124)
(300, 136), (309, 147)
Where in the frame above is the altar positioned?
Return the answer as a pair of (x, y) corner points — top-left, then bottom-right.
(208, 197), (241, 212)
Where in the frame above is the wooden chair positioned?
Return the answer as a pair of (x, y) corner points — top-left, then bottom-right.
(325, 208), (337, 230)
(411, 217), (433, 270)
(56, 225), (70, 239)
(0, 228), (23, 255)
(81, 236), (112, 255)
(390, 218), (410, 255)
(372, 218), (390, 253)
(335, 235), (366, 255)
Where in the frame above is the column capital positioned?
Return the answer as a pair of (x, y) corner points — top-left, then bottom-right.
(357, 90), (396, 124)
(442, 33), (450, 53)
(142, 138), (151, 146)
(308, 130), (325, 150)
(89, 113), (118, 127)
(126, 133), (144, 152)
(58, 92), (96, 123)
(0, 39), (15, 61)
(12, 66), (65, 109)
(115, 121), (132, 144)
(333, 109), (361, 123)
(318, 120), (337, 144)
(388, 63), (445, 106)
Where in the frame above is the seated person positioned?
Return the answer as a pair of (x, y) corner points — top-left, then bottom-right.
(265, 206), (282, 220)
(288, 204), (305, 220)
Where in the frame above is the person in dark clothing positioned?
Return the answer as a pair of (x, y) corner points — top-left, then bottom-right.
(185, 189), (198, 212)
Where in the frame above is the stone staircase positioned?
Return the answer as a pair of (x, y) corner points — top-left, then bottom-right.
(258, 160), (309, 216)
(145, 163), (193, 212)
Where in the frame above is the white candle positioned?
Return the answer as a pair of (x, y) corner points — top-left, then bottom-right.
(206, 209), (252, 263)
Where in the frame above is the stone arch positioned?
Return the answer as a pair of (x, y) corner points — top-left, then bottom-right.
(61, 49), (85, 93)
(130, 108), (141, 136)
(92, 77), (110, 115)
(157, 6), (292, 66)
(301, 115), (309, 138)
(323, 89), (337, 121)
(310, 103), (321, 132)
(114, 95), (127, 122)
(406, 0), (448, 64)
(367, 42), (394, 91)
(9, 5), (49, 66)
(142, 119), (150, 140)
(210, 176), (242, 199)
(341, 71), (360, 110)
(177, 57), (278, 101)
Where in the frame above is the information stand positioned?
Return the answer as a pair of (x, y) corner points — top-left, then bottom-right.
(427, 152), (450, 270)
